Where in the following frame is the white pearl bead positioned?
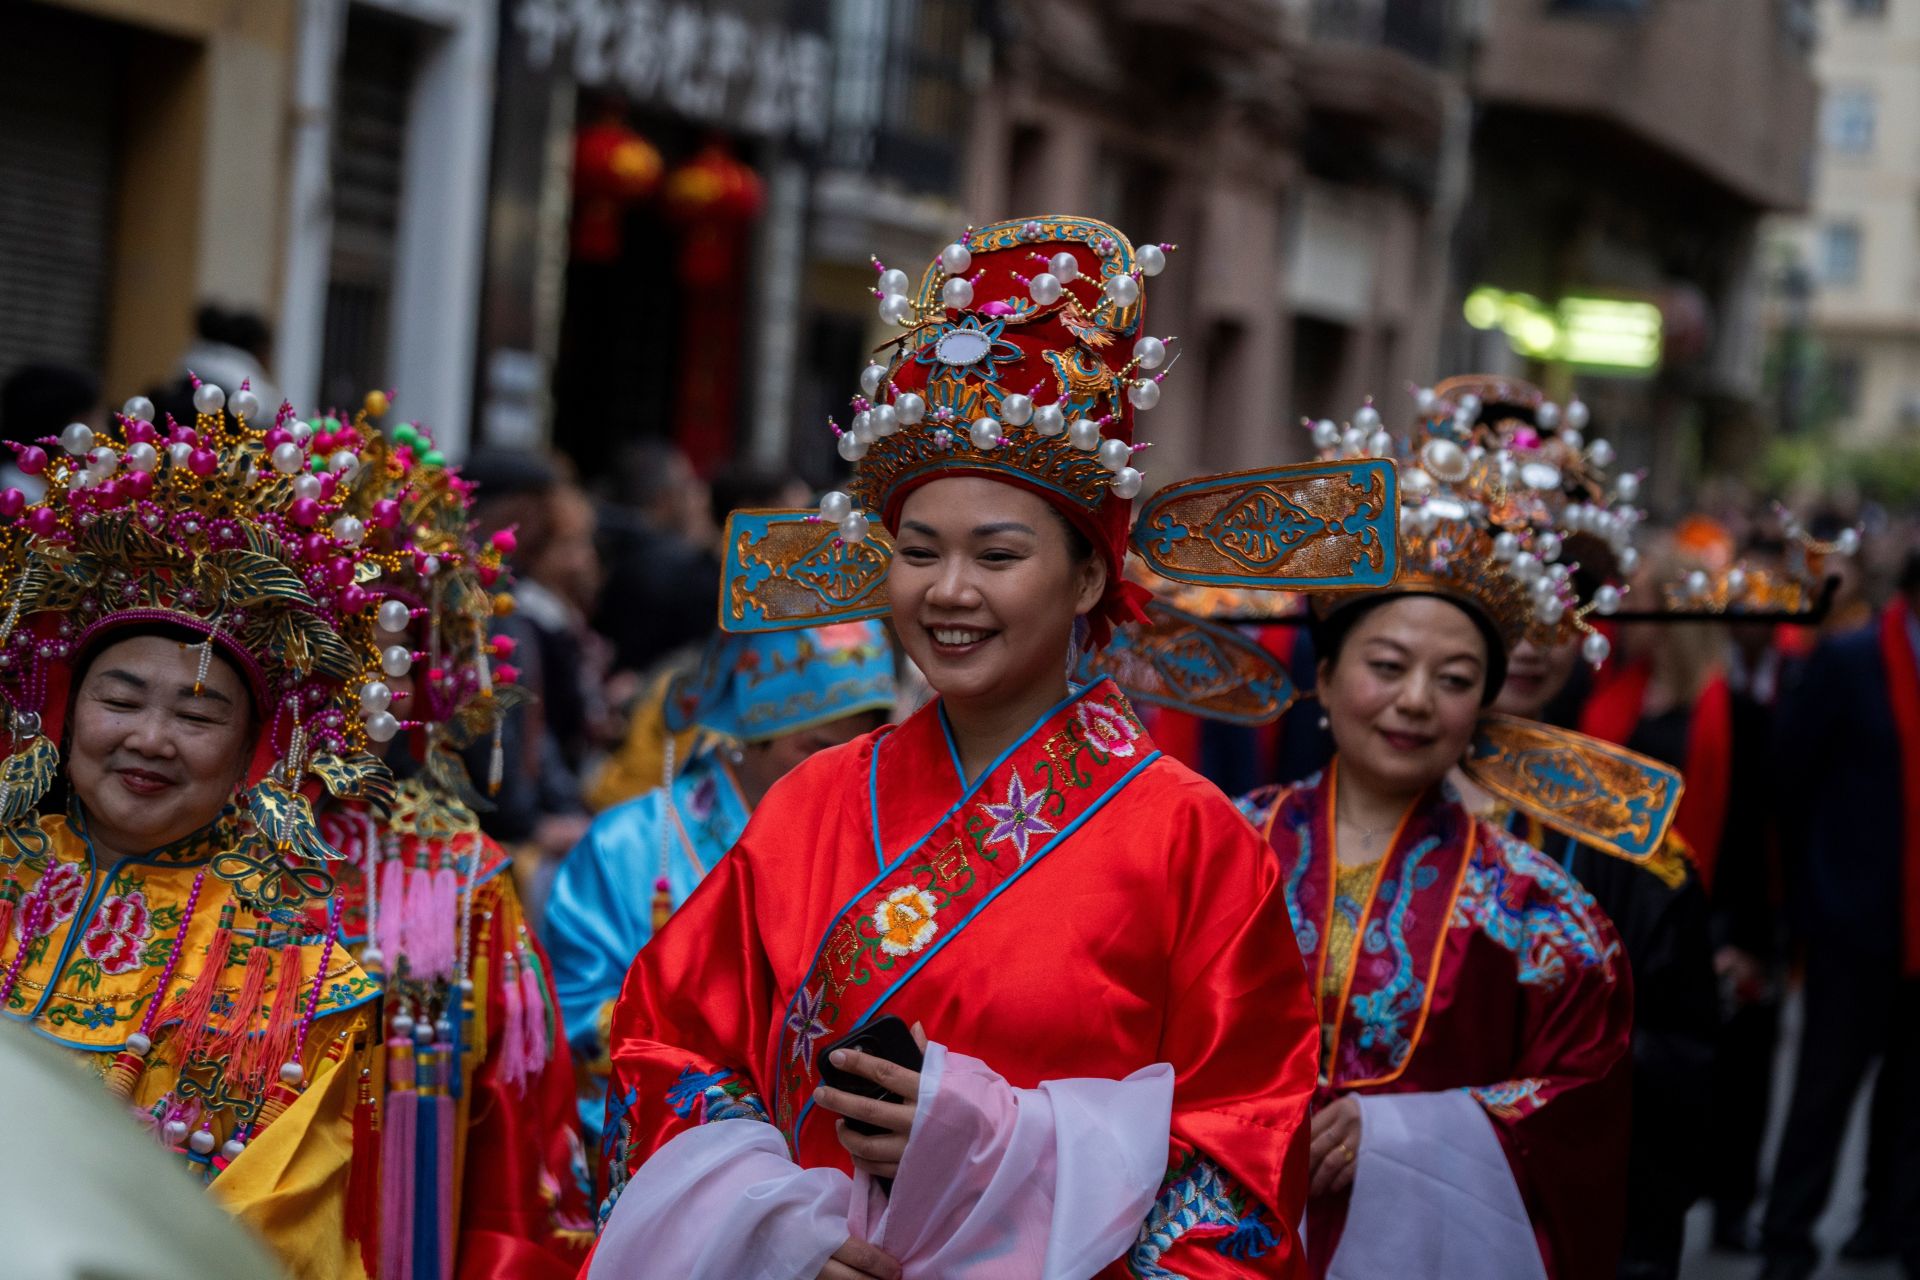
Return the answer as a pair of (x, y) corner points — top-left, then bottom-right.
(1537, 597), (1565, 626)
(1311, 419), (1341, 450)
(1685, 570), (1711, 599)
(1559, 428), (1583, 451)
(1536, 402), (1561, 429)
(940, 242), (971, 276)
(1420, 438), (1469, 483)
(819, 490), (853, 522)
(894, 393), (926, 425)
(230, 388), (261, 422)
(1137, 244), (1167, 276)
(1365, 430), (1393, 458)
(125, 442), (159, 472)
(870, 405), (899, 437)
(1033, 404), (1066, 437)
(163, 1120), (189, 1145)
(1587, 438), (1615, 469)
(1836, 528), (1861, 556)
(332, 515), (366, 545)
(168, 443), (195, 469)
(1565, 399), (1590, 430)
(878, 268), (910, 298)
(998, 393), (1033, 427)
(1457, 393), (1481, 415)
(293, 475), (322, 500)
(837, 432), (869, 462)
(1615, 473), (1640, 503)
(1105, 274), (1141, 306)
(360, 681), (392, 713)
(329, 449), (357, 473)
(1491, 531), (1519, 562)
(1725, 568), (1748, 599)
(1127, 380), (1161, 411)
(1513, 551), (1540, 582)
(1067, 418), (1102, 451)
(122, 396), (156, 422)
(1582, 631), (1612, 665)
(193, 383), (226, 415)
(1354, 405), (1382, 431)
(1111, 467), (1144, 499)
(1028, 273), (1062, 306)
(860, 364), (888, 398)
(1537, 532), (1563, 563)
(1098, 437), (1131, 472)
(1048, 251), (1080, 283)
(221, 1139), (247, 1161)
(365, 710), (400, 743)
(90, 447), (119, 477)
(1133, 336), (1166, 370)
(381, 645), (413, 678)
(969, 416), (1003, 449)
(850, 410), (876, 444)
(1618, 546), (1640, 574)
(421, 555), (440, 577)
(1593, 585), (1622, 615)
(189, 1128), (217, 1155)
(59, 422), (94, 456)
(290, 420), (314, 442)
(270, 442), (305, 474)
(1342, 427), (1365, 458)
(1414, 387), (1437, 413)
(941, 276), (974, 309)
(878, 294), (913, 326)
(279, 1062), (305, 1086)
(124, 1032), (152, 1056)
(378, 600), (411, 633)
(839, 512), (870, 544)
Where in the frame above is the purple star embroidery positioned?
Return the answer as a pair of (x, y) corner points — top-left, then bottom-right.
(982, 772), (1056, 863)
(786, 983), (829, 1067)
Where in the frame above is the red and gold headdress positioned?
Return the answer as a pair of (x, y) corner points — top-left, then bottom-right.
(0, 382), (394, 900)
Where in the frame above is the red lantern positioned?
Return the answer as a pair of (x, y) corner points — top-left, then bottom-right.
(662, 141), (766, 286)
(571, 116), (663, 264)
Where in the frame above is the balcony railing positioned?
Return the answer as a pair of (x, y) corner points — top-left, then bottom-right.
(1311, 0), (1452, 65)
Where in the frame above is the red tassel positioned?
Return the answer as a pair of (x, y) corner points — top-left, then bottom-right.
(213, 923), (276, 1071)
(345, 1065), (382, 1275)
(253, 940), (306, 1090)
(158, 903), (236, 1065)
(497, 952), (530, 1092)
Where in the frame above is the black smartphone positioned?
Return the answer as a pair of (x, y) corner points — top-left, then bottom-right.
(816, 1013), (924, 1136)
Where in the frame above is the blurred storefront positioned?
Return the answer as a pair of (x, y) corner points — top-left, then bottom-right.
(1446, 0), (1818, 510)
(0, 0), (299, 402)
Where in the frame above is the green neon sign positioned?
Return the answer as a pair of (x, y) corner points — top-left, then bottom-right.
(1463, 287), (1663, 372)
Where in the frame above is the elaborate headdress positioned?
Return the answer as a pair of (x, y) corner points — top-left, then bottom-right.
(0, 381), (394, 893)
(664, 622), (894, 744)
(721, 215), (1401, 639)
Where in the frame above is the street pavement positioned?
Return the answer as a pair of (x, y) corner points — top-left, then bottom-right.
(1678, 990), (1900, 1280)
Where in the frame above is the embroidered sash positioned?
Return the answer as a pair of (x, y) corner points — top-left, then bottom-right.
(1266, 767), (1474, 1089)
(770, 678), (1160, 1147)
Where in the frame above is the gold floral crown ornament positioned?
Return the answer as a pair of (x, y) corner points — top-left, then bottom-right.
(1303, 374), (1645, 667)
(0, 380), (394, 902)
(330, 411), (529, 813)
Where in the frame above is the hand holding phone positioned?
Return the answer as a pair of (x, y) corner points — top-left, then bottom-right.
(816, 1014), (925, 1136)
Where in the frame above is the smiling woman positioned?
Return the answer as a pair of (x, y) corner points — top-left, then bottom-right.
(586, 217), (1358, 1280)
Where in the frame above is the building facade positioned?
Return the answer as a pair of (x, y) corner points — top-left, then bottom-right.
(1775, 0), (1920, 447)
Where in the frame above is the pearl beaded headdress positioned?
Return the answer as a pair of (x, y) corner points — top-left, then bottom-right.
(0, 381), (395, 899)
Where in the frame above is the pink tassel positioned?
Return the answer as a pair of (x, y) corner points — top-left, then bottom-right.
(496, 952), (530, 1092)
(380, 1038), (417, 1280)
(428, 856), (458, 981)
(401, 856), (436, 979)
(376, 854), (406, 973)
(517, 950), (549, 1070)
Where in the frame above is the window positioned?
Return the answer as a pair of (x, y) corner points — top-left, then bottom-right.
(1825, 88), (1876, 155)
(1821, 221), (1863, 286)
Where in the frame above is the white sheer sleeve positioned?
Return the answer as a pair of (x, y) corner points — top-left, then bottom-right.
(1328, 1091), (1547, 1280)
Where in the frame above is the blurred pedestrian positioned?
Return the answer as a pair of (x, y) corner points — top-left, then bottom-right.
(177, 302), (280, 412)
(1754, 548), (1920, 1280)
(591, 439), (719, 681)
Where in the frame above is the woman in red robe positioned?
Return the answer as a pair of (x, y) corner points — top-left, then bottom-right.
(1238, 388), (1643, 1280)
(585, 216), (1397, 1279)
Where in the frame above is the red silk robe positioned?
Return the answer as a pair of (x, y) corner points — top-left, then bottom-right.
(1247, 767), (1633, 1280)
(601, 679), (1318, 1276)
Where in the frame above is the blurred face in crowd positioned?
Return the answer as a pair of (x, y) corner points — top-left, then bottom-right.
(1319, 596), (1488, 800)
(536, 487), (604, 614)
(1495, 637), (1579, 720)
(889, 477), (1105, 715)
(733, 710), (887, 807)
(68, 634), (254, 859)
